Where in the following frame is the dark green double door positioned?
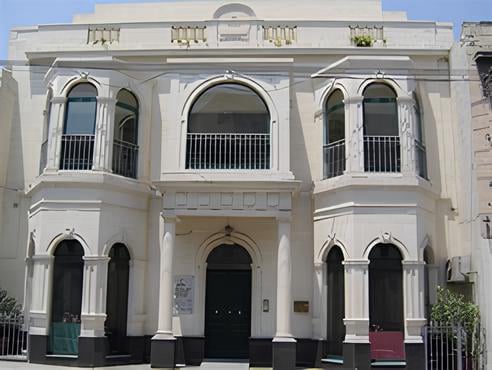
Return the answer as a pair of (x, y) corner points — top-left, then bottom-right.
(205, 270), (252, 359)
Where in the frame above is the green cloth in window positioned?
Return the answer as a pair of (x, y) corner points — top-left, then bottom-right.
(49, 322), (80, 355)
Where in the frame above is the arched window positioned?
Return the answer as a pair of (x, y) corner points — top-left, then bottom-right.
(324, 90), (345, 178)
(60, 83), (97, 170)
(113, 90), (139, 178)
(325, 246), (345, 358)
(363, 83), (400, 172)
(186, 83), (271, 170)
(414, 95), (428, 179)
(106, 244), (130, 355)
(49, 240), (84, 355)
(368, 244), (405, 362)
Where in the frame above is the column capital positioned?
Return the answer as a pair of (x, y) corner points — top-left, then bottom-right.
(276, 214), (292, 223)
(343, 259), (370, 266)
(32, 254), (54, 262)
(397, 96), (415, 104)
(344, 95), (364, 104)
(82, 256), (111, 263)
(51, 96), (67, 104)
(96, 96), (117, 105)
(401, 260), (426, 267)
(160, 211), (178, 223)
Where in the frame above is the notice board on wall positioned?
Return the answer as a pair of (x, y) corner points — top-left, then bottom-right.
(174, 275), (195, 315)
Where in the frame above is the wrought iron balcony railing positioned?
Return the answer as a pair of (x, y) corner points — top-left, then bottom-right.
(364, 135), (401, 173)
(415, 140), (428, 179)
(186, 133), (271, 170)
(112, 139), (139, 179)
(323, 139), (346, 179)
(59, 134), (95, 171)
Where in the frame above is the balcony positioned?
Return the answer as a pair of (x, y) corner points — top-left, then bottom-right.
(324, 139), (346, 179)
(59, 134), (95, 171)
(186, 133), (270, 170)
(112, 139), (138, 179)
(415, 140), (427, 179)
(364, 136), (401, 173)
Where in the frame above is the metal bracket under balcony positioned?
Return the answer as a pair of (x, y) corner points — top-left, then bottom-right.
(186, 133), (271, 170)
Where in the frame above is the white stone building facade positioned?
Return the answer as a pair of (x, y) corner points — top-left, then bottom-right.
(0, 1), (475, 369)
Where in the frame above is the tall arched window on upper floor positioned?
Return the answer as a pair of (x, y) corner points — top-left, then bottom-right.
(39, 88), (52, 174)
(414, 95), (428, 179)
(324, 90), (345, 178)
(363, 83), (400, 173)
(186, 83), (270, 170)
(60, 83), (97, 170)
(113, 89), (139, 178)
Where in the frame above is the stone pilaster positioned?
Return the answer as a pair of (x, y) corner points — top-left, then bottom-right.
(28, 255), (54, 336)
(343, 260), (370, 343)
(402, 260), (427, 343)
(45, 96), (67, 172)
(151, 214), (177, 368)
(273, 217), (296, 370)
(398, 96), (417, 175)
(93, 96), (117, 172)
(80, 256), (110, 337)
(345, 96), (365, 173)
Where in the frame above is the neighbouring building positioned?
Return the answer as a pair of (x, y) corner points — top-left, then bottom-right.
(459, 21), (492, 367)
(0, 1), (477, 369)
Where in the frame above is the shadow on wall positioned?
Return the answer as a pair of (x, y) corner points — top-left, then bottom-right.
(0, 70), (25, 303)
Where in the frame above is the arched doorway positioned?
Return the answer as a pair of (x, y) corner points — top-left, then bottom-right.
(205, 244), (252, 359)
(106, 243), (130, 355)
(368, 244), (405, 361)
(325, 246), (345, 357)
(49, 240), (84, 355)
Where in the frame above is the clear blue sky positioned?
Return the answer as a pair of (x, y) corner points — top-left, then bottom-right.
(1, 0), (491, 60)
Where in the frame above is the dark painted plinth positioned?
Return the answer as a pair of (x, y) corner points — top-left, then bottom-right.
(127, 336), (146, 363)
(28, 335), (48, 363)
(150, 338), (176, 368)
(180, 336), (205, 366)
(344, 342), (371, 370)
(297, 338), (322, 367)
(78, 336), (107, 367)
(250, 338), (273, 367)
(405, 342), (425, 370)
(272, 339), (296, 370)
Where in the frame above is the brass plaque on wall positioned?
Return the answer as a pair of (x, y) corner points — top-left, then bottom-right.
(293, 301), (309, 313)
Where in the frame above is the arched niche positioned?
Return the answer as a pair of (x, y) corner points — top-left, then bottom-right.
(49, 240), (85, 355)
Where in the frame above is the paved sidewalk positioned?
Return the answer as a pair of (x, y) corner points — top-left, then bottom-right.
(0, 361), (323, 370)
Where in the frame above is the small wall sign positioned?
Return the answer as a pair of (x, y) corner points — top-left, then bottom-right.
(294, 301), (309, 313)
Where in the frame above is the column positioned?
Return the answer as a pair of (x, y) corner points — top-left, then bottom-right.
(402, 260), (427, 369)
(151, 214), (177, 368)
(397, 96), (417, 175)
(272, 217), (296, 370)
(93, 96), (117, 172)
(343, 259), (370, 370)
(126, 259), (148, 363)
(45, 96), (67, 172)
(344, 96), (365, 173)
(311, 262), (325, 340)
(79, 256), (110, 367)
(28, 255), (54, 362)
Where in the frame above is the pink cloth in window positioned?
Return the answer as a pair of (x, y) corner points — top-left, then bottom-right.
(369, 331), (406, 360)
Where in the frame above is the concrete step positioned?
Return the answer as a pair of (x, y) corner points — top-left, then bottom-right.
(200, 360), (249, 370)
